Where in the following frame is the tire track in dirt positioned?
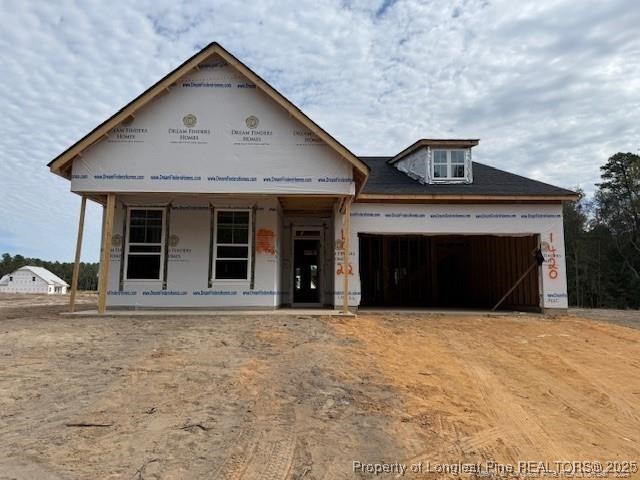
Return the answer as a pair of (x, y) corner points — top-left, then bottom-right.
(537, 320), (640, 429)
(210, 328), (301, 480)
(442, 330), (572, 461)
(452, 321), (640, 450)
(331, 316), (491, 474)
(395, 316), (640, 470)
(560, 354), (640, 426)
(6, 301), (638, 479)
(213, 414), (296, 480)
(246, 433), (296, 480)
(212, 427), (259, 479)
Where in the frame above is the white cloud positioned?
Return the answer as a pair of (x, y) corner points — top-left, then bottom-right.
(0, 0), (638, 260)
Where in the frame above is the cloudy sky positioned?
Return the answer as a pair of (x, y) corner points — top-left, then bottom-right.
(1, 0), (639, 262)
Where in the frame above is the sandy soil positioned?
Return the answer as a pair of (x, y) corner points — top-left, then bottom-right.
(0, 294), (639, 479)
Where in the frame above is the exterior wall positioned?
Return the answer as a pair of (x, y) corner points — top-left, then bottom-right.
(70, 56), (354, 196)
(101, 197), (568, 309)
(0, 269), (52, 294)
(105, 196), (282, 308)
(334, 202), (569, 310)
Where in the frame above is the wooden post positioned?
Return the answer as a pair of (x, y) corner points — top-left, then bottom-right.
(69, 196), (87, 312)
(97, 194), (116, 314)
(342, 197), (352, 314)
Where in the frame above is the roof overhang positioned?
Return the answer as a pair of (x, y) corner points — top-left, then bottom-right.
(48, 42), (370, 194)
(388, 138), (480, 165)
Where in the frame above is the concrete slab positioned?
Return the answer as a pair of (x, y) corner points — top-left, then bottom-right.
(357, 307), (540, 316)
(63, 308), (354, 317)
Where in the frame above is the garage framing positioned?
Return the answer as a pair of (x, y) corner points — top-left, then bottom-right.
(359, 233), (541, 310)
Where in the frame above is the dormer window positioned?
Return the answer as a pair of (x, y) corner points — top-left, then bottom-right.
(391, 139), (476, 184)
(433, 150), (466, 179)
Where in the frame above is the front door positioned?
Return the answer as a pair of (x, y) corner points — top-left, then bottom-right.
(293, 239), (320, 304)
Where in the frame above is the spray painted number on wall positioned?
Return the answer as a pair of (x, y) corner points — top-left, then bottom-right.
(543, 232), (559, 279)
(335, 228), (353, 275)
(336, 262), (353, 276)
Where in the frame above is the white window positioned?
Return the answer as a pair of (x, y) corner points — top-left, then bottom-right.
(432, 150), (467, 179)
(32, 276), (36, 282)
(213, 209), (251, 281)
(125, 208), (165, 280)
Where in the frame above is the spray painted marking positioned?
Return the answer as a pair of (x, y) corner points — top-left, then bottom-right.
(256, 228), (276, 255)
(542, 233), (559, 280)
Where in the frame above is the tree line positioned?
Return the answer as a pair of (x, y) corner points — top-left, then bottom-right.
(563, 152), (640, 308)
(0, 253), (99, 291)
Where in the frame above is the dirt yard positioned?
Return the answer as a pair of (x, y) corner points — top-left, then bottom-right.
(0, 294), (639, 479)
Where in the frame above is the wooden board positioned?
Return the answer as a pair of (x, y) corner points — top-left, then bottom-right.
(97, 194), (116, 314)
(69, 196), (87, 312)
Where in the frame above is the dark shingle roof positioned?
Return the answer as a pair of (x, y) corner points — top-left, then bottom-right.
(359, 156), (576, 197)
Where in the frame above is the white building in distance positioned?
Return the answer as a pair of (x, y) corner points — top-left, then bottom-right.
(0, 266), (69, 294)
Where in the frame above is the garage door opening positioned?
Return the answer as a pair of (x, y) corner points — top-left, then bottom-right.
(359, 234), (540, 310)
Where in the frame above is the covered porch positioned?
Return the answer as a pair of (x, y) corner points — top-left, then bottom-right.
(68, 193), (354, 314)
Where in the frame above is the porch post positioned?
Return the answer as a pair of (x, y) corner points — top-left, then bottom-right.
(97, 193), (116, 314)
(69, 195), (87, 312)
(342, 197), (352, 313)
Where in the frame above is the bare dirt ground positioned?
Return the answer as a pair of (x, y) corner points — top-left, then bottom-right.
(0, 294), (639, 479)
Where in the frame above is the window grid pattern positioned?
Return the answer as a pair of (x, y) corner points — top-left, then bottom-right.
(432, 149), (466, 179)
(126, 209), (164, 280)
(214, 210), (251, 280)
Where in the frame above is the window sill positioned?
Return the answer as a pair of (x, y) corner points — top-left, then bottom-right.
(123, 279), (163, 283)
(430, 178), (470, 184)
(210, 279), (250, 285)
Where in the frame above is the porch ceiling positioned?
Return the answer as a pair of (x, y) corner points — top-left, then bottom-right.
(279, 196), (337, 214)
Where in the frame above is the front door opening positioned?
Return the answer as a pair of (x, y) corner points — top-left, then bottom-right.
(293, 239), (320, 304)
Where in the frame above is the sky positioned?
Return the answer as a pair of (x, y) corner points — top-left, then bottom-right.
(1, 0), (639, 262)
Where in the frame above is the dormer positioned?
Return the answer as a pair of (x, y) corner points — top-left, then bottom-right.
(387, 139), (479, 185)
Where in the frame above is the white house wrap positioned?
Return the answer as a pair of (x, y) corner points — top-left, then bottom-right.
(49, 43), (576, 313)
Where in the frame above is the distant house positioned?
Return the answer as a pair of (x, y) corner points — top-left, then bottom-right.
(0, 266), (69, 294)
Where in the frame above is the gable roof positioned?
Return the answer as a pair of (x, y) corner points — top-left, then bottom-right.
(48, 42), (370, 192)
(47, 42), (577, 203)
(1, 266), (70, 287)
(359, 156), (577, 200)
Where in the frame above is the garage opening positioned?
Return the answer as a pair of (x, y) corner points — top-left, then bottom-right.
(359, 234), (540, 310)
